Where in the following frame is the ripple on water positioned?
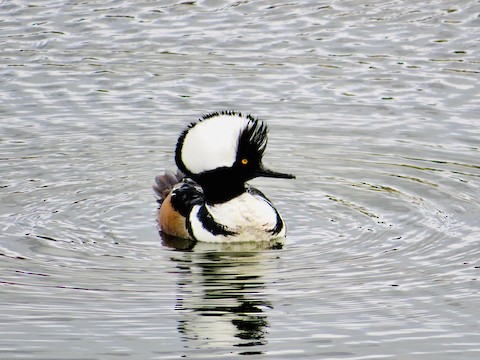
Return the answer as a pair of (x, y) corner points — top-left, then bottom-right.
(273, 116), (480, 355)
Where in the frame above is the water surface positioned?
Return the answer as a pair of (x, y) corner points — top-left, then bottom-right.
(1, 1), (479, 359)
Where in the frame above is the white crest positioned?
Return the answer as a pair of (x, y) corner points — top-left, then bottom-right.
(179, 113), (251, 174)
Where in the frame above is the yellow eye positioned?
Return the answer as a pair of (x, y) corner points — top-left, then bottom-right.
(241, 158), (248, 165)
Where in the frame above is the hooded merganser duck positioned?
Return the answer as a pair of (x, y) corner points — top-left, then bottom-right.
(154, 111), (295, 243)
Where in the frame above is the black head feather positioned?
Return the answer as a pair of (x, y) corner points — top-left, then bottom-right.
(175, 121), (196, 176)
(236, 116), (268, 164)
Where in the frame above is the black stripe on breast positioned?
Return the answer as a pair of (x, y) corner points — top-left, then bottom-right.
(268, 207), (285, 235)
(246, 185), (284, 235)
(197, 205), (237, 237)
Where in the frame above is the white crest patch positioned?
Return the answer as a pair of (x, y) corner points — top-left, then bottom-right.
(181, 114), (250, 174)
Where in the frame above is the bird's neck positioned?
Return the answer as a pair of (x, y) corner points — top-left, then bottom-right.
(202, 181), (246, 204)
(194, 170), (247, 204)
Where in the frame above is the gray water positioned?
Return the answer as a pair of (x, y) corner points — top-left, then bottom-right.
(1, 1), (479, 359)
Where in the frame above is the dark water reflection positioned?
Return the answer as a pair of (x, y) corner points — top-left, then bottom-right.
(169, 245), (281, 354)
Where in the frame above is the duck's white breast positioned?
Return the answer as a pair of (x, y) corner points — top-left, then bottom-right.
(189, 192), (285, 242)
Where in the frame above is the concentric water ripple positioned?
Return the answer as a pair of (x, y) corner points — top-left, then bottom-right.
(273, 121), (480, 357)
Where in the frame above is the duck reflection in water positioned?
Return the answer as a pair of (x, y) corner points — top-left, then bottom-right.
(163, 233), (282, 353)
